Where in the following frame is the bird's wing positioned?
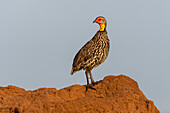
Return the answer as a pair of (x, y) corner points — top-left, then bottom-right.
(72, 39), (96, 69)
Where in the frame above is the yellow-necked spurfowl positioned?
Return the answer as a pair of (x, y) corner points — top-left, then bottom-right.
(71, 16), (110, 91)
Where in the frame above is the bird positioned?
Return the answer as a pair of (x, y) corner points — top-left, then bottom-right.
(71, 16), (110, 91)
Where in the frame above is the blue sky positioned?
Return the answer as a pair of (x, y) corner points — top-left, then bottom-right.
(0, 0), (170, 112)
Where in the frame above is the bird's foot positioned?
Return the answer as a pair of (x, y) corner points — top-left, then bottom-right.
(86, 85), (96, 91)
(92, 81), (100, 86)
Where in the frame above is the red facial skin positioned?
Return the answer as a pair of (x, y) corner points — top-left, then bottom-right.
(96, 18), (103, 22)
(96, 18), (103, 25)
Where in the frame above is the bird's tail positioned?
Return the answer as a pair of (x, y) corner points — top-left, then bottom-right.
(71, 68), (75, 75)
(71, 66), (81, 75)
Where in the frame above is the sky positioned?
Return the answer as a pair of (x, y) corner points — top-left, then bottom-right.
(0, 0), (169, 112)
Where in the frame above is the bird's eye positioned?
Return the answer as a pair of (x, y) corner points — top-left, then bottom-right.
(98, 18), (102, 21)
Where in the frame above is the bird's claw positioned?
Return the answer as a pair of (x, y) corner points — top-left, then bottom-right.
(86, 85), (96, 91)
(92, 81), (100, 86)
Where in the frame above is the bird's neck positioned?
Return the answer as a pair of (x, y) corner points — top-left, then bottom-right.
(99, 23), (106, 31)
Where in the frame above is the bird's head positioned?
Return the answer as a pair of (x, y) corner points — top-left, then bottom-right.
(93, 16), (107, 31)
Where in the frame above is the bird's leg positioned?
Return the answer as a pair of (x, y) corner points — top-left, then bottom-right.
(85, 70), (90, 91)
(89, 70), (95, 84)
(85, 70), (96, 91)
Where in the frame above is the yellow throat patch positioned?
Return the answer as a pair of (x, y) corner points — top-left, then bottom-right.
(100, 23), (105, 31)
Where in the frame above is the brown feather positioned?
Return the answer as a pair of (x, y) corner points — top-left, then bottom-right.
(71, 30), (110, 75)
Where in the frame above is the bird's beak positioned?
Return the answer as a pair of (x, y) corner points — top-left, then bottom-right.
(93, 20), (96, 23)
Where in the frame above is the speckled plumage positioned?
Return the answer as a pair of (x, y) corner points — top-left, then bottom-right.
(71, 16), (110, 91)
(71, 31), (110, 74)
